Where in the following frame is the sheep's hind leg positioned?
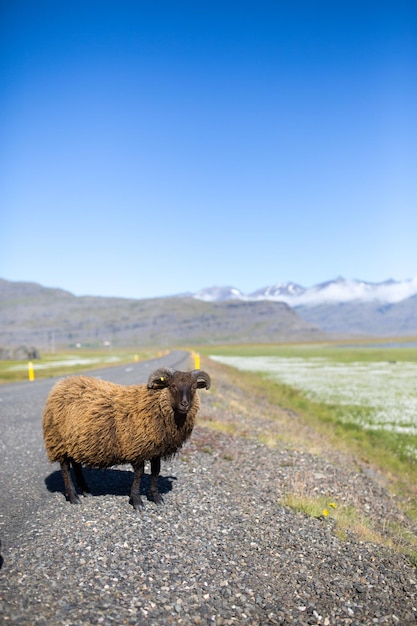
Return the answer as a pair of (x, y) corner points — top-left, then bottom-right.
(71, 459), (91, 497)
(130, 460), (145, 511)
(150, 457), (163, 505)
(61, 457), (81, 504)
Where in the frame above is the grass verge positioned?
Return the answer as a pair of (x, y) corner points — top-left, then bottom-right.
(281, 493), (384, 544)
(0, 348), (163, 383)
(200, 343), (417, 514)
(199, 354), (417, 565)
(233, 366), (417, 515)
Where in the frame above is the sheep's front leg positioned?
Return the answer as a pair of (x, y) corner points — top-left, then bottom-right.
(130, 460), (145, 511)
(150, 456), (163, 505)
(61, 457), (81, 504)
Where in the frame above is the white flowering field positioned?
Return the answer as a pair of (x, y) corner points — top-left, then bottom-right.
(7, 354), (121, 372)
(211, 355), (417, 440)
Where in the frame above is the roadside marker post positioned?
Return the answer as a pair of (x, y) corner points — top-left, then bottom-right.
(28, 361), (35, 382)
(194, 352), (200, 369)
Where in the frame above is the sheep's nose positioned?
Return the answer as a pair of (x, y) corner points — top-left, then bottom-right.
(178, 401), (189, 413)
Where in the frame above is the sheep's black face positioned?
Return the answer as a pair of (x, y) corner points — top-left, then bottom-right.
(170, 375), (197, 415)
(147, 368), (210, 417)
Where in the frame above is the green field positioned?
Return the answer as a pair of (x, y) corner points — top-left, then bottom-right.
(201, 339), (417, 510)
(0, 348), (162, 383)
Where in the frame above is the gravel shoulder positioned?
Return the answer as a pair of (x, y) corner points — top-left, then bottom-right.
(1, 355), (417, 625)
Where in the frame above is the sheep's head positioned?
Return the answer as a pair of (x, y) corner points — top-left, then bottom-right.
(147, 368), (211, 415)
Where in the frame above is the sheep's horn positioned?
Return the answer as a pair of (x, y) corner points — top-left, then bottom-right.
(147, 368), (173, 389)
(192, 370), (211, 390)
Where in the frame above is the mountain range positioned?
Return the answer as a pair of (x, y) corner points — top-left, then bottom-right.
(192, 277), (417, 337)
(193, 277), (417, 306)
(0, 278), (322, 352)
(1, 276), (416, 353)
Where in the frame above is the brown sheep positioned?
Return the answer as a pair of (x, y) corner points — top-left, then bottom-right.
(42, 367), (211, 510)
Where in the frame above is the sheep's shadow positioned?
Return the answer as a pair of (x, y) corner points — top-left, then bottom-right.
(45, 466), (176, 502)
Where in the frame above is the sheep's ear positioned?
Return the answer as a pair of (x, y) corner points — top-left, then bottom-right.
(192, 370), (211, 390)
(147, 368), (173, 389)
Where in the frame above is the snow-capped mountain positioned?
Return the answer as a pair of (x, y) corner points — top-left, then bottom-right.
(193, 277), (417, 307)
(250, 283), (305, 299)
(193, 286), (246, 302)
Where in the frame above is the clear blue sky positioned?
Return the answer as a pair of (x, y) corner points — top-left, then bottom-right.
(1, 1), (416, 299)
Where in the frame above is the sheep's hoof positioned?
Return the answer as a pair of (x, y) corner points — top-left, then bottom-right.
(130, 495), (145, 512)
(67, 494), (81, 504)
(152, 492), (164, 506)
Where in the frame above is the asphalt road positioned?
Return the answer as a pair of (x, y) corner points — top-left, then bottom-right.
(0, 349), (192, 560)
